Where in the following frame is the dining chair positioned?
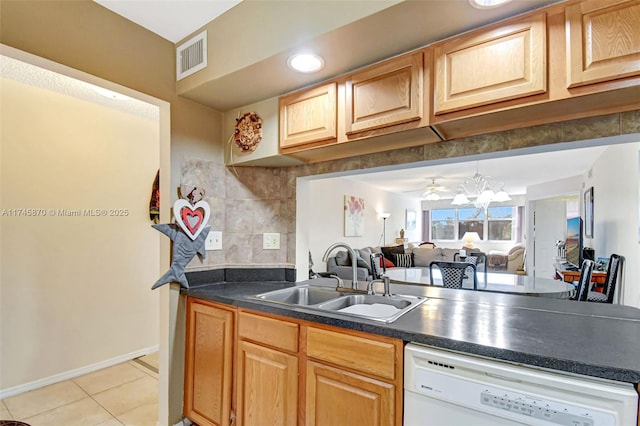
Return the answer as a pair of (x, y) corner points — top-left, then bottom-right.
(587, 254), (624, 303)
(454, 252), (487, 287)
(370, 252), (387, 280)
(572, 259), (595, 301)
(429, 261), (477, 290)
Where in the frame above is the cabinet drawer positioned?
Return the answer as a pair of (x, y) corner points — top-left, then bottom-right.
(305, 326), (398, 380)
(239, 311), (299, 353)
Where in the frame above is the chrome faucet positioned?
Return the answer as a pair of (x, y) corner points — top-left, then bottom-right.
(322, 242), (359, 290)
(367, 275), (391, 297)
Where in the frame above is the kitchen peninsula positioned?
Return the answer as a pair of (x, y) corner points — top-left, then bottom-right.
(182, 271), (640, 426)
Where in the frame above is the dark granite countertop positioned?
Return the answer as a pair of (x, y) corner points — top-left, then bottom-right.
(183, 276), (640, 384)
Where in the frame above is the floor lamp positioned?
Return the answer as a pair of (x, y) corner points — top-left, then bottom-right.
(380, 212), (390, 245)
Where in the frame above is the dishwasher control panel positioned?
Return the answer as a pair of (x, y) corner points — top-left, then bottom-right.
(480, 389), (594, 426)
(414, 368), (614, 425)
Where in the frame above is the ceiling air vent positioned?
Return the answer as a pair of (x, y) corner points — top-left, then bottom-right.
(176, 30), (207, 81)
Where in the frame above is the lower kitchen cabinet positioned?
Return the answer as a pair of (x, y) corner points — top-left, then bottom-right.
(305, 361), (395, 426)
(236, 340), (298, 426)
(184, 299), (403, 426)
(184, 299), (235, 426)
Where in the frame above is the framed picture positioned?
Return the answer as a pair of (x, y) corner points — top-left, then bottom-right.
(344, 195), (364, 236)
(405, 209), (416, 230)
(584, 186), (594, 238)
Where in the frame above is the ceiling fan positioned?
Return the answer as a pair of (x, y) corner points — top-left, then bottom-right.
(423, 178), (450, 200)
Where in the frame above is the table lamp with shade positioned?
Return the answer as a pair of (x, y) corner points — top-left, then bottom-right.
(462, 231), (480, 249)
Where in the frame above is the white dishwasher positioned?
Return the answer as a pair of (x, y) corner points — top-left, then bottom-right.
(404, 343), (638, 426)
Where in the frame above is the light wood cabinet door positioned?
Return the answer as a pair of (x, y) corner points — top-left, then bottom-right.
(566, 0), (640, 88)
(236, 340), (298, 426)
(305, 361), (395, 426)
(184, 300), (234, 426)
(434, 12), (547, 114)
(279, 82), (337, 148)
(345, 52), (423, 134)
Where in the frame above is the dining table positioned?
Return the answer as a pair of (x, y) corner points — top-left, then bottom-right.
(384, 267), (575, 298)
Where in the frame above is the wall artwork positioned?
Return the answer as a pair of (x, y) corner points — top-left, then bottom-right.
(584, 186), (594, 238)
(344, 195), (364, 237)
(152, 192), (211, 289)
(405, 209), (417, 231)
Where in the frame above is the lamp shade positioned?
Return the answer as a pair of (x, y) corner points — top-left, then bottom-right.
(462, 231), (480, 248)
(380, 212), (391, 219)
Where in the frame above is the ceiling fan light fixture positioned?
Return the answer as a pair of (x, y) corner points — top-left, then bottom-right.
(287, 53), (325, 73)
(424, 192), (441, 201)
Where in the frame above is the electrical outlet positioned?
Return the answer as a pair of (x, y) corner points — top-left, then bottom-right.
(205, 231), (222, 250)
(263, 233), (280, 250)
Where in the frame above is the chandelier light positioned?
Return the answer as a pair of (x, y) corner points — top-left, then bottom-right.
(451, 167), (511, 211)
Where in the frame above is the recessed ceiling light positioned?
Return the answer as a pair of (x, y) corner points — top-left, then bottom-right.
(469, 0), (512, 9)
(287, 53), (325, 73)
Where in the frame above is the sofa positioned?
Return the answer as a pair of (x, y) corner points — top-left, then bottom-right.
(325, 244), (460, 281)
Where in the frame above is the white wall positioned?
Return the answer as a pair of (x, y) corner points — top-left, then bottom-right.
(1, 77), (160, 393)
(586, 141), (640, 307)
(530, 198), (569, 278)
(525, 176), (582, 274)
(306, 177), (422, 274)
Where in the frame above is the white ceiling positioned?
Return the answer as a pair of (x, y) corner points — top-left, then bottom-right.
(94, 0), (243, 43)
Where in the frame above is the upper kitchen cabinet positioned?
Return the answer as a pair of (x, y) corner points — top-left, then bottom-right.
(279, 82), (338, 150)
(345, 52), (423, 135)
(278, 51), (440, 164)
(433, 12), (547, 115)
(566, 0), (640, 88)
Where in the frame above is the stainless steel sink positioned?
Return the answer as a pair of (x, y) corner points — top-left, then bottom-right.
(253, 285), (344, 305)
(252, 285), (427, 323)
(315, 294), (426, 323)
(316, 294), (412, 310)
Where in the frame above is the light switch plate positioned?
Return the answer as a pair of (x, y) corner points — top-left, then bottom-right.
(205, 231), (222, 250)
(263, 233), (280, 250)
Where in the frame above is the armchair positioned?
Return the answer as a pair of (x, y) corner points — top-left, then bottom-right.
(506, 245), (525, 273)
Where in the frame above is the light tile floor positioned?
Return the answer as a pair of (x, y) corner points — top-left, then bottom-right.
(1, 353), (159, 426)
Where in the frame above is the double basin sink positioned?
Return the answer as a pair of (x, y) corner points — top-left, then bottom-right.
(252, 284), (426, 323)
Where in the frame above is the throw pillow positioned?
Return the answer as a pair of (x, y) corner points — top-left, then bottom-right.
(381, 244), (404, 262)
(355, 255), (372, 273)
(381, 256), (395, 268)
(335, 250), (350, 266)
(394, 253), (413, 268)
(357, 248), (373, 272)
